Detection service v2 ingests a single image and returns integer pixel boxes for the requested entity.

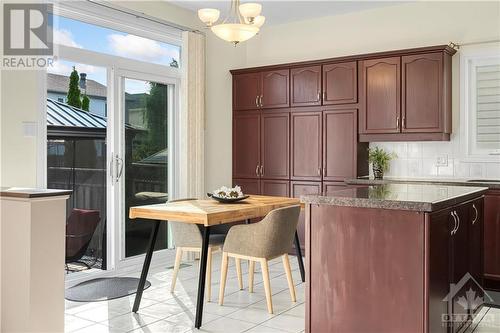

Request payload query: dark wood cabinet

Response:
[261,70,289,109]
[484,190,500,284]
[233,73,261,110]
[291,181,321,254]
[291,112,322,181]
[468,198,484,315]
[233,112,260,178]
[261,180,290,196]
[402,53,444,133]
[291,66,322,107]
[261,112,289,179]
[322,61,357,105]
[359,56,401,134]
[323,109,367,181]
[233,178,261,195]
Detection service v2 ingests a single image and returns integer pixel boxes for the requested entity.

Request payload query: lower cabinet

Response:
[291,181,321,254]
[484,190,500,288]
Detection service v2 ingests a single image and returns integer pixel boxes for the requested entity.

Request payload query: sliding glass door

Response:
[113,71,178,264]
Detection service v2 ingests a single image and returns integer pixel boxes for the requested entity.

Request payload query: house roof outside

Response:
[47,73,107,99]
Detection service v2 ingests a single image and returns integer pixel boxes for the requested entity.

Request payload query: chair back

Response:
[169,198,203,248]
[65,209,101,262]
[258,205,301,258]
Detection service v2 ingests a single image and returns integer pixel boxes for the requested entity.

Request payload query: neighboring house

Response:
[125,93,148,129]
[47,73,108,117]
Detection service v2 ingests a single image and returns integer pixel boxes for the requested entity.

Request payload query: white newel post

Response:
[1,189,71,333]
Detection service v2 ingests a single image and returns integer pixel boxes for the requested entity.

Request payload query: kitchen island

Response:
[301,184,488,333]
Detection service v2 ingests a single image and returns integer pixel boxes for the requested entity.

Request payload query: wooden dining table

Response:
[129,195,304,329]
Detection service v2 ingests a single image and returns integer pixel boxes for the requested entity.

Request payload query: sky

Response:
[48,15,180,94]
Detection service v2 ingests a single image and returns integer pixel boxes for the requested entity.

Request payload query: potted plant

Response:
[368,147,397,180]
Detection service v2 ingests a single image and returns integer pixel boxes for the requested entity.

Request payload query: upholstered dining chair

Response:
[169,198,241,302]
[218,205,301,314]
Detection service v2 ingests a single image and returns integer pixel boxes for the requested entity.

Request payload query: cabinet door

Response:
[323,109,358,181]
[291,112,322,181]
[402,53,443,132]
[261,180,290,197]
[323,181,348,194]
[290,66,322,107]
[468,198,484,316]
[451,204,469,332]
[484,191,500,280]
[233,112,260,178]
[233,178,261,195]
[322,61,357,105]
[261,69,289,109]
[233,72,261,110]
[261,112,289,179]
[291,181,321,254]
[428,208,453,333]
[360,57,401,134]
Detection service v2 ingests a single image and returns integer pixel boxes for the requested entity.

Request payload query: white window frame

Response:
[460,43,500,163]
[40,1,185,286]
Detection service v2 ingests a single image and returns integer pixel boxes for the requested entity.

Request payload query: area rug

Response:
[65,277,151,302]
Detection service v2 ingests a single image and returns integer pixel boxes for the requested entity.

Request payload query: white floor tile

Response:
[194,317,256,333]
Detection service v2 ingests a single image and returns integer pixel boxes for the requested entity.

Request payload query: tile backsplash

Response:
[369,142,500,179]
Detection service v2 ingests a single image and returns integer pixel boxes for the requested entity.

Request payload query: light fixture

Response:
[198,0,264,45]
[197,8,220,27]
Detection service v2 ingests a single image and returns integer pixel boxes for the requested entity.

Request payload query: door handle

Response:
[260,165,264,176]
[450,211,457,235]
[256,165,259,176]
[259,95,263,107]
[116,155,124,182]
[472,204,478,225]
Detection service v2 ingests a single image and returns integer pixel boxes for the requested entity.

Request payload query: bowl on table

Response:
[208,186,249,203]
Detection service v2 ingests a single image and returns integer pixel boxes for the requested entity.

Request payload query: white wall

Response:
[242,1,500,180]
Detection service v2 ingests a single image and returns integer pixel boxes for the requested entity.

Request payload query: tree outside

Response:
[67,67,82,109]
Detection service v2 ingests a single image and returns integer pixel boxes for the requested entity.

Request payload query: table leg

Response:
[245,219,250,224]
[294,231,305,283]
[132,220,160,313]
[195,225,211,329]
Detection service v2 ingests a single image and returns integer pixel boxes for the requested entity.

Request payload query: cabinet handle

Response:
[317,92,321,101]
[260,165,264,176]
[322,91,326,101]
[396,116,400,129]
[402,116,406,129]
[317,168,321,176]
[259,95,263,107]
[255,96,259,107]
[455,211,460,232]
[450,211,457,235]
[256,165,259,176]
[323,167,326,177]
[472,204,478,225]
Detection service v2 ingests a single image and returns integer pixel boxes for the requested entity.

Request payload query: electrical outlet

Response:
[436,155,448,167]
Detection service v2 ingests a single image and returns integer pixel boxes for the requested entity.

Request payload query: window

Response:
[460,43,500,161]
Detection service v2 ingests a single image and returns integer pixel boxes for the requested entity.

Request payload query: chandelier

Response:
[198,0,265,45]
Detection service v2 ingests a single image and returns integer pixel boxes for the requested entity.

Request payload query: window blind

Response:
[476,63,500,149]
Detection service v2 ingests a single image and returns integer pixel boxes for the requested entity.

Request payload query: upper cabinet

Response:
[359,48,454,141]
[233,73,261,110]
[402,53,444,133]
[359,57,401,134]
[291,66,322,107]
[322,61,357,105]
[233,70,289,110]
[261,70,290,109]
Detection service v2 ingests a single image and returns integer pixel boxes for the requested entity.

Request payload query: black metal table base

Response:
[294,231,305,282]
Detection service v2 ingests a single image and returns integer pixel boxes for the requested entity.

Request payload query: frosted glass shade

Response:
[211,23,259,44]
[239,3,262,19]
[198,8,220,26]
[253,15,265,28]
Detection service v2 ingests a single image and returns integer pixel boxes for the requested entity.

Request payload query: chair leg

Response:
[218,252,229,305]
[171,247,183,293]
[206,247,212,302]
[235,258,243,290]
[248,260,255,293]
[260,258,273,314]
[282,253,296,302]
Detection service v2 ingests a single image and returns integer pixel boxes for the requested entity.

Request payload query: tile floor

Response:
[65,251,305,333]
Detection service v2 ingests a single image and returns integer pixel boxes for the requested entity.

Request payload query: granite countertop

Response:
[301,184,488,212]
[346,177,500,189]
[0,187,72,199]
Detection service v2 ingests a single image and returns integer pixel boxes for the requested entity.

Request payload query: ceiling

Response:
[169,1,406,25]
